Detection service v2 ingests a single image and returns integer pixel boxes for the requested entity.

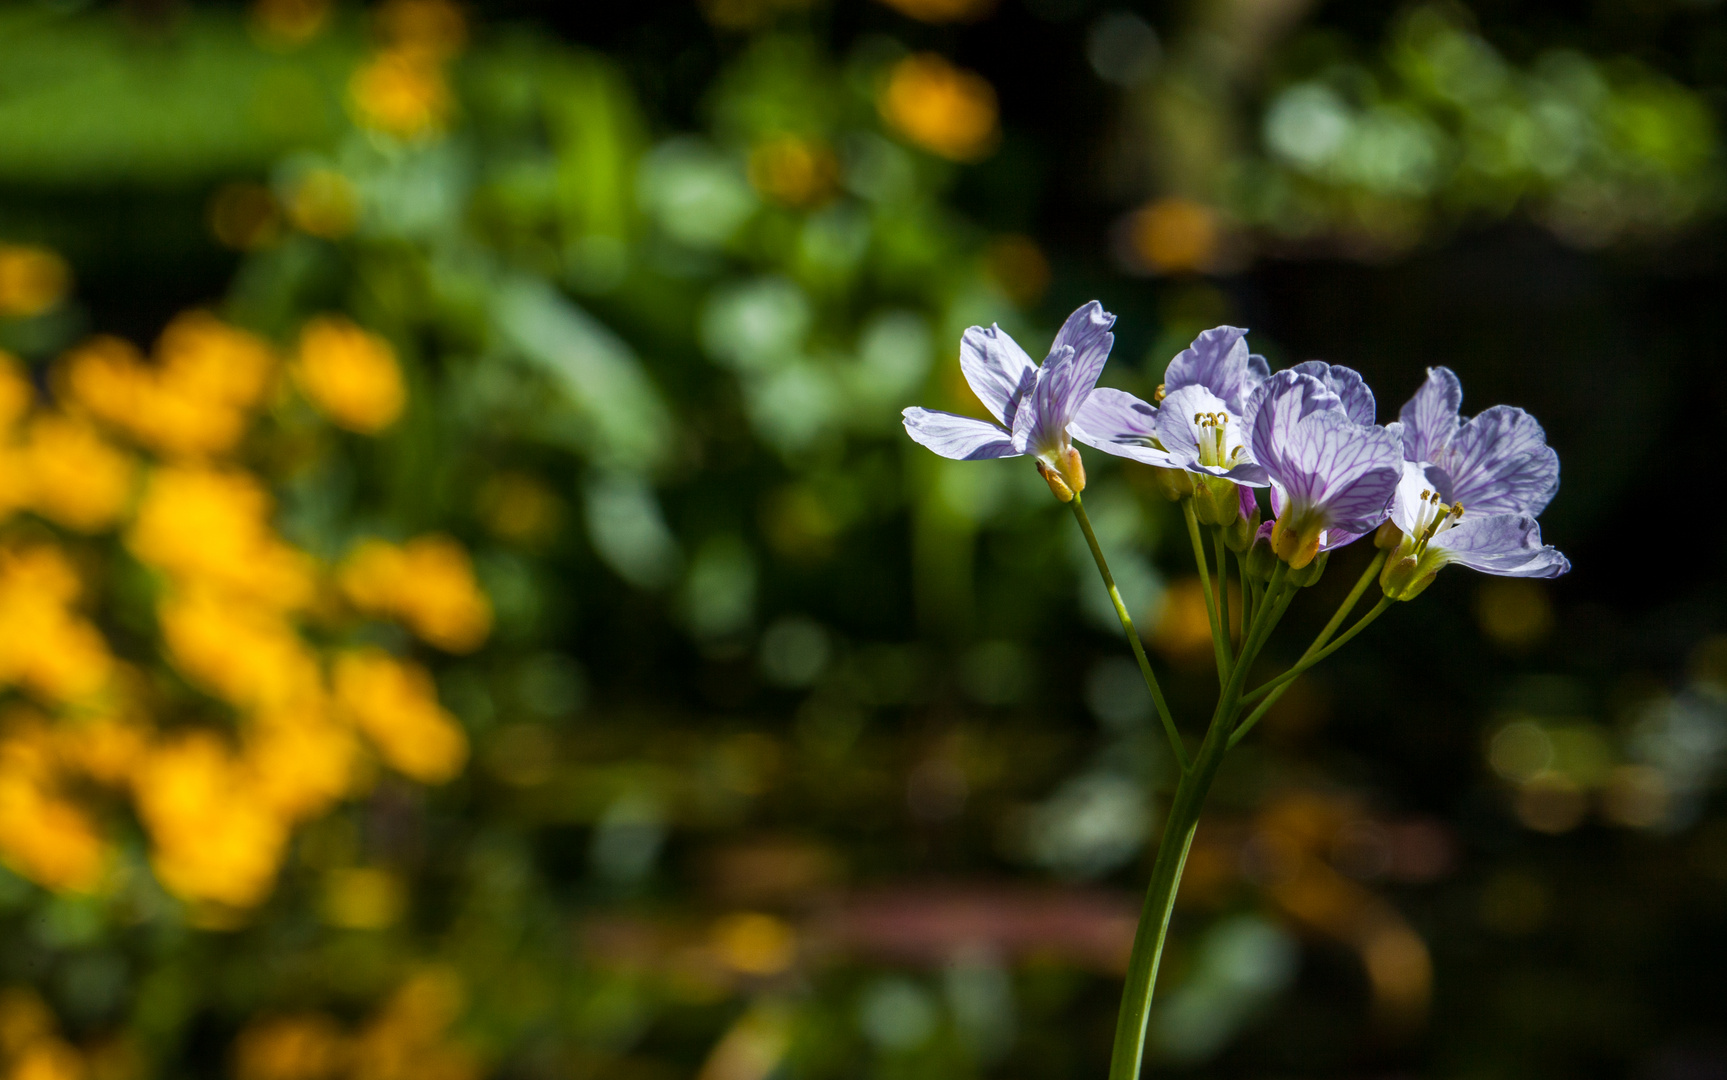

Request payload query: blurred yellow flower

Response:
[349,50,452,139]
[60,313,277,459]
[19,415,135,532]
[0,544,113,703]
[349,968,475,1080]
[54,712,150,790]
[8,1036,85,1080]
[247,709,360,822]
[232,1014,347,1080]
[322,867,404,930]
[374,0,466,62]
[878,54,999,162]
[333,650,468,784]
[129,466,317,611]
[0,351,33,430]
[0,245,71,319]
[1128,197,1220,275]
[250,0,332,48]
[294,317,406,434]
[158,589,321,711]
[338,536,491,653]
[285,169,360,240]
[133,732,289,909]
[0,723,109,893]
[747,136,840,208]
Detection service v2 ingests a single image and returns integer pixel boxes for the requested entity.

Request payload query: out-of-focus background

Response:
[0,0,1722,1076]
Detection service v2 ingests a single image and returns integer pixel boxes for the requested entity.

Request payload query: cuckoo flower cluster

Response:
[905,302,1568,1080]
[904,302,1568,595]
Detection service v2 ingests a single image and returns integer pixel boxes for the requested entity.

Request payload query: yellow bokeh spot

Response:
[711,912,797,976]
[60,312,277,460]
[19,415,135,532]
[232,1014,347,1080]
[0,245,71,319]
[158,588,321,711]
[747,136,840,208]
[338,536,491,653]
[477,472,561,543]
[250,0,332,48]
[294,316,406,434]
[0,720,110,893]
[0,351,35,429]
[375,0,467,63]
[322,867,405,930]
[983,234,1051,307]
[9,1037,85,1080]
[349,49,452,140]
[1129,198,1219,275]
[285,170,360,240]
[128,465,316,611]
[878,54,999,163]
[0,544,114,704]
[133,732,290,909]
[1475,578,1554,650]
[333,649,468,784]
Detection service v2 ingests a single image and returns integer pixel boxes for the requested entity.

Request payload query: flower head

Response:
[1243,369,1402,569]
[1378,369,1568,598]
[903,301,1115,500]
[1068,327,1272,498]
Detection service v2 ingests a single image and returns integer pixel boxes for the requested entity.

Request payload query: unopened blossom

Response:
[1243,370,1402,569]
[1378,368,1567,598]
[902,301,1115,500]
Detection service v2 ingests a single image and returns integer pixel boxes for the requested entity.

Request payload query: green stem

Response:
[1181,500,1230,684]
[1105,560,1290,1080]
[1229,597,1393,750]
[1237,553,1255,645]
[1071,494,1189,772]
[1213,529,1234,657]
[1239,552,1386,709]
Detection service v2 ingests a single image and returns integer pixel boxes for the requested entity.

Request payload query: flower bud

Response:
[1374,519,1402,550]
[1191,475,1239,527]
[1289,549,1328,587]
[1245,530,1276,583]
[1379,543,1438,601]
[1223,500,1261,553]
[1147,466,1191,502]
[1269,513,1323,570]
[1037,446,1086,502]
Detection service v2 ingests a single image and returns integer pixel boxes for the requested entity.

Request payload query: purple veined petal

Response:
[1319,527,1367,551]
[1242,370,1344,485]
[959,324,1038,428]
[1238,483,1261,520]
[1397,366,1462,465]
[902,407,1021,460]
[1011,345,1077,457]
[1255,518,1275,543]
[1163,326,1269,414]
[1441,404,1560,517]
[1069,387,1177,466]
[1291,360,1376,426]
[1271,407,1401,535]
[1432,513,1570,578]
[1049,301,1116,406]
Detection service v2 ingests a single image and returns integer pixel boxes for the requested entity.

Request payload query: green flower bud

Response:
[1289,549,1329,587]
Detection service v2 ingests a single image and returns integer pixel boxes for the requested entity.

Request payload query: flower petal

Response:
[1068,387,1175,465]
[1274,408,1402,535]
[1433,513,1570,578]
[902,408,1020,460]
[1242,370,1343,485]
[1049,301,1116,403]
[1396,366,1462,464]
[959,324,1038,427]
[1163,326,1270,414]
[1291,360,1376,426]
[1442,405,1560,516]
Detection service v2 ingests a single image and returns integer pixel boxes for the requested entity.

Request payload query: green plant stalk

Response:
[1070,493,1188,772]
[1105,562,1290,1080]
[1213,529,1233,652]
[1182,500,1231,681]
[1230,597,1392,748]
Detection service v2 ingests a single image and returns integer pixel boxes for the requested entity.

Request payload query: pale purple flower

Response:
[1242,370,1403,568]
[1387,366,1559,515]
[1070,327,1271,485]
[902,302,1115,497]
[1378,369,1568,598]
